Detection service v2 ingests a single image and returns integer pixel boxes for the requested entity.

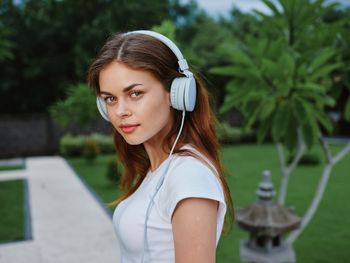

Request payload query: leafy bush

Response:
[217,123,256,144]
[106,157,121,184]
[60,133,114,157]
[50,83,98,127]
[83,139,99,163]
[60,134,87,156]
[90,133,115,154]
[288,152,321,166]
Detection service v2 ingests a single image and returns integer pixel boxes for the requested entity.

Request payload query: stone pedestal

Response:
[240,240,296,263]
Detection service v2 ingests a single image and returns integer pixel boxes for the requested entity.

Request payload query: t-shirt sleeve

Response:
[157,156,227,231]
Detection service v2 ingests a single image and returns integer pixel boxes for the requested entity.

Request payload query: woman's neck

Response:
[143,116,175,172]
[144,145,169,172]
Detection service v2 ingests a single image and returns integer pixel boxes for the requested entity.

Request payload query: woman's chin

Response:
[123,137,144,145]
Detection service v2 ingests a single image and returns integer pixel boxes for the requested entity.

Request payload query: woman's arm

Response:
[172,198,218,263]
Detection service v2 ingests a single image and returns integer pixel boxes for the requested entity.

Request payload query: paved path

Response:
[0,156,120,263]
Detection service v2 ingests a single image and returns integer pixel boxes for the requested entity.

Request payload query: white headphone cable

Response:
[140,110,186,263]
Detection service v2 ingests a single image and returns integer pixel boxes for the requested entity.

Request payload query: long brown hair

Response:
[88,32,233,231]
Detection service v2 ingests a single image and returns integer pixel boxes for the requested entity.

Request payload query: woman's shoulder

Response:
[157,144,226,220]
[175,144,218,176]
[165,145,222,190]
[172,154,212,175]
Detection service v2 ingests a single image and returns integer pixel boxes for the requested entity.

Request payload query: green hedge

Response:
[60,134,87,156]
[60,124,256,157]
[90,133,115,153]
[217,123,256,144]
[60,133,114,157]
[106,157,122,183]
[288,152,322,166]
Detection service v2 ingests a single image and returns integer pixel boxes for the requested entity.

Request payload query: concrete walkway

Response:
[0,156,120,263]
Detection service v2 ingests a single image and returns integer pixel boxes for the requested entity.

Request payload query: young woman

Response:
[88,30,233,263]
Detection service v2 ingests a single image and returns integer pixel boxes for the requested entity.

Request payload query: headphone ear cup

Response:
[176,77,187,111]
[184,77,196,112]
[96,97,110,122]
[170,78,181,110]
[170,76,196,111]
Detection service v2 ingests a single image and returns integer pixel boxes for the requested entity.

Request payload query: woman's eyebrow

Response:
[122,83,143,93]
[100,83,143,96]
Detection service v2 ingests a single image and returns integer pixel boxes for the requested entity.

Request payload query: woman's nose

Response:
[113,100,131,118]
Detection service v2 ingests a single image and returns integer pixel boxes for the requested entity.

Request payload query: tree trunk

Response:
[287,140,350,244]
[278,127,305,205]
[287,163,332,243]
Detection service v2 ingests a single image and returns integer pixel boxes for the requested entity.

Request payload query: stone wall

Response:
[0,113,112,158]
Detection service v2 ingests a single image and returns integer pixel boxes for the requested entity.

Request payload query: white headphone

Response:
[96,30,197,121]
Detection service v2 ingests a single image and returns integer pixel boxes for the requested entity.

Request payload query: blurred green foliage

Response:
[210,0,350,152]
[106,157,121,184]
[50,83,97,127]
[0,22,14,62]
[216,123,256,144]
[83,138,100,163]
[152,20,176,40]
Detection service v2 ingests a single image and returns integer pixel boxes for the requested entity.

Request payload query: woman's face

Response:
[99,61,173,146]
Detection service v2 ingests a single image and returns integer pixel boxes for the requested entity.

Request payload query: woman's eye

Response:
[131,91,143,98]
[104,96,116,104]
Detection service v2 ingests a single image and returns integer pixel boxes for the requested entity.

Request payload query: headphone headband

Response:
[96,29,197,120]
[125,30,190,74]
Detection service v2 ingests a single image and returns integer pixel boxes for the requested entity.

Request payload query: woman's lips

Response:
[120,124,140,134]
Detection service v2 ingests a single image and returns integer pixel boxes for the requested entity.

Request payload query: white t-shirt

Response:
[112,147,227,263]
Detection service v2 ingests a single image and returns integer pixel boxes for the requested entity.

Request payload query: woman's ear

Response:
[167,92,172,107]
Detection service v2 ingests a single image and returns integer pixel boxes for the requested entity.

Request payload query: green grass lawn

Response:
[67,143,350,263]
[0,179,25,243]
[0,164,24,172]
